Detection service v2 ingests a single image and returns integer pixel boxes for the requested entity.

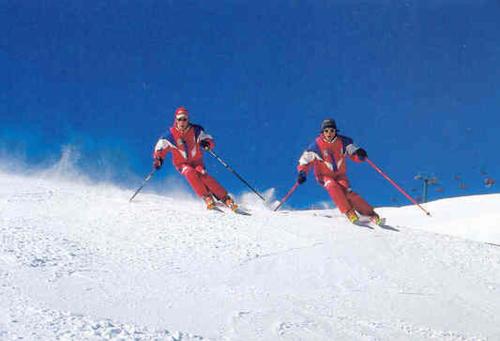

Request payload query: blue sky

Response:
[1,1,499,208]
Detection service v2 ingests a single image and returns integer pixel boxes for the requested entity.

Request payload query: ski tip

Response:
[351,220,374,229]
[234,208,251,216]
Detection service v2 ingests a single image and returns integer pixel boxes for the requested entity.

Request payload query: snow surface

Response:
[1,170,499,340]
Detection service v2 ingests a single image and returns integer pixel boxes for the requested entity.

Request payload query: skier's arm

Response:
[197,129,215,151]
[152,137,174,168]
[347,146,368,163]
[297,140,322,174]
[342,136,367,162]
[296,157,313,185]
[297,161,312,175]
[296,145,319,184]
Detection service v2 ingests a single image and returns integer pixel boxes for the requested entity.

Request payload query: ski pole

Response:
[207,149,266,201]
[129,169,156,202]
[274,182,299,212]
[366,158,431,216]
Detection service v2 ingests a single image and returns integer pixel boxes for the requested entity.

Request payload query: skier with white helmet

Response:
[153,106,239,211]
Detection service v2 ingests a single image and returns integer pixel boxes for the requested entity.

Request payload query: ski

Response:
[351,220,375,230]
[352,218,399,232]
[210,203,251,216]
[233,208,251,216]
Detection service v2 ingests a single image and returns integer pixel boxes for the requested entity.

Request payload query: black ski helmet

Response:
[321,118,337,132]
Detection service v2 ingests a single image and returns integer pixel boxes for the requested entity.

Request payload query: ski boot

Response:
[345,209,359,224]
[203,195,216,210]
[223,195,239,212]
[370,213,385,226]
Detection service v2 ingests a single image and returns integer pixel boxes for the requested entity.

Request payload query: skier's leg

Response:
[322,177,352,214]
[195,166,238,210]
[179,165,210,198]
[191,164,227,200]
[200,173,228,200]
[347,191,383,224]
[201,173,240,210]
[346,191,376,216]
[336,175,378,217]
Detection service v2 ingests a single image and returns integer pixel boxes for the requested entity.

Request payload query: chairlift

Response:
[484,177,495,188]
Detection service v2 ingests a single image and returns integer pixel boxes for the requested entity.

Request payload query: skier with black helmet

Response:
[296,118,382,225]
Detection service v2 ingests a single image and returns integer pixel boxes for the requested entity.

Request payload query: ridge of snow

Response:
[1,171,499,340]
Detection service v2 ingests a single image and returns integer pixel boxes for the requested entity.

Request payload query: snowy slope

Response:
[1,171,500,340]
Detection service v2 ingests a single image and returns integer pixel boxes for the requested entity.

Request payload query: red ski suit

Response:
[153,121,228,200]
[297,134,376,216]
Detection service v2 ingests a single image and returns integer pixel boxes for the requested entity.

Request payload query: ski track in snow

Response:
[1,171,500,340]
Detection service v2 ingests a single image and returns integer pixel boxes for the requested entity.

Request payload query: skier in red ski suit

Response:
[297,118,382,225]
[152,106,238,211]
